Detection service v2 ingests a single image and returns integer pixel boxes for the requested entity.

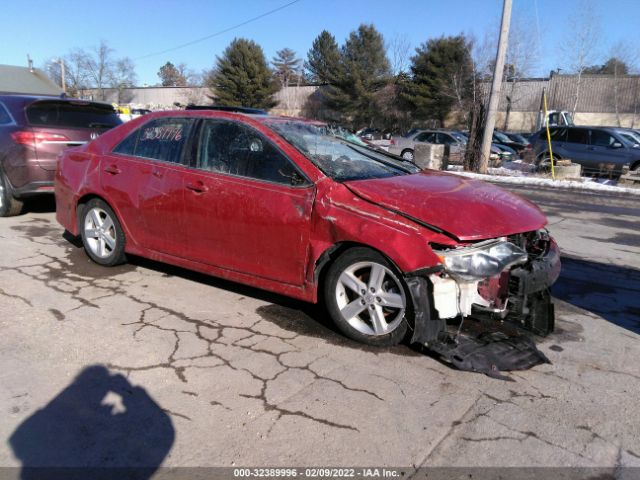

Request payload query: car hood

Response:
[345,171,547,241]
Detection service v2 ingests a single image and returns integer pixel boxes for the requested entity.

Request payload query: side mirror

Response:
[278,169,307,186]
[290,171,306,186]
[611,142,623,149]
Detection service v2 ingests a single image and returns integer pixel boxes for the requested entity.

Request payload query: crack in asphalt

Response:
[4,214,639,463]
[3,218,383,435]
[0,286,33,307]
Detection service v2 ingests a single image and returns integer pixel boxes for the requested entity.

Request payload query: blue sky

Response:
[2,0,639,85]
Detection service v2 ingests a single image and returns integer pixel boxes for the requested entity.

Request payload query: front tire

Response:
[401,149,414,161]
[536,153,558,173]
[0,171,24,217]
[324,247,410,346]
[80,199,126,266]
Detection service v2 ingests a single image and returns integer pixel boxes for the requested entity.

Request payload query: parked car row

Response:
[388,129,516,165]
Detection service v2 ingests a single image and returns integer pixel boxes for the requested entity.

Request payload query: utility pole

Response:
[479,0,512,174]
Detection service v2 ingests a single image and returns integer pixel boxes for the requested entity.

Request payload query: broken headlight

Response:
[435,239,528,281]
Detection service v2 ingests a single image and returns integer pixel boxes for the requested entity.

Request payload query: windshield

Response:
[508,133,529,143]
[619,131,640,146]
[451,132,468,144]
[26,100,121,129]
[266,120,419,182]
[493,131,512,142]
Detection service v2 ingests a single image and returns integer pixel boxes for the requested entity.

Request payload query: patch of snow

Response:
[450,170,640,195]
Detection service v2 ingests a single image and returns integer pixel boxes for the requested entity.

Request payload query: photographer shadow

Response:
[9,365,174,480]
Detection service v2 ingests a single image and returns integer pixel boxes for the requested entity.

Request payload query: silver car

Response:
[389,130,510,165]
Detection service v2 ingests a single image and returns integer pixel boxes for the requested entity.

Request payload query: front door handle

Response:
[186,181,208,194]
[104,165,121,175]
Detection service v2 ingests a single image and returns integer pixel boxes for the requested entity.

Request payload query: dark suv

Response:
[0,95,121,216]
[532,126,640,175]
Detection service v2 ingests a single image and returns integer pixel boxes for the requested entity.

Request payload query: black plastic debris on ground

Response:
[427,320,551,381]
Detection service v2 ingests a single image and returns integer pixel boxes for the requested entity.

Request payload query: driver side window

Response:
[197,120,302,185]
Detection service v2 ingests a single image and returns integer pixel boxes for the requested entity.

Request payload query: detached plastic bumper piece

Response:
[429,324,551,381]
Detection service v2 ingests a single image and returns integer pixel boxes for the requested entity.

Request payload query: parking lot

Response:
[0,185,639,473]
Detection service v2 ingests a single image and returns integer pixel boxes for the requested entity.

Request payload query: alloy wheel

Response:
[84,207,117,259]
[334,261,406,336]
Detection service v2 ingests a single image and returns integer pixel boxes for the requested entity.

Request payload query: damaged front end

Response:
[407,230,561,378]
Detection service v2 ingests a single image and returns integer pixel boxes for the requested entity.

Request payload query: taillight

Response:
[10,131,69,145]
[390,139,396,145]
[526,144,532,150]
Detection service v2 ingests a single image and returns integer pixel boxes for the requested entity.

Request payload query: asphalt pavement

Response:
[0,186,638,477]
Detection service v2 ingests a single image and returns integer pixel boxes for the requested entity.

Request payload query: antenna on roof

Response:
[27,54,34,72]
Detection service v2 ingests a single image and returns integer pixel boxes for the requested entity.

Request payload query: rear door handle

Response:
[186,181,208,193]
[152,169,163,178]
[104,165,121,175]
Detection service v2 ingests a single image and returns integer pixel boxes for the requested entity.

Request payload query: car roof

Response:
[135,109,323,127]
[0,94,115,109]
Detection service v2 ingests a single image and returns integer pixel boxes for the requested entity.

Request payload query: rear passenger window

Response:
[113,118,194,164]
[197,120,301,185]
[0,103,12,125]
[567,129,589,144]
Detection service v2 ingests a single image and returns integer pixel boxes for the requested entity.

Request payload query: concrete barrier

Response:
[414,144,446,170]
[553,162,582,180]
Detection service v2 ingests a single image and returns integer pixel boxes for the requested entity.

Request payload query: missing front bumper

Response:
[406,240,560,378]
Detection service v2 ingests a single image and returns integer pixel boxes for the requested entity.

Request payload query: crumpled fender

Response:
[306,179,455,295]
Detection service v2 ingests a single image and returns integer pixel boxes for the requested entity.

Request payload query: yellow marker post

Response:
[543,91,555,180]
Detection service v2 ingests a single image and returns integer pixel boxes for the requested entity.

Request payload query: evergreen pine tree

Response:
[324,24,391,128]
[272,48,302,87]
[305,30,341,85]
[402,35,474,125]
[207,38,278,109]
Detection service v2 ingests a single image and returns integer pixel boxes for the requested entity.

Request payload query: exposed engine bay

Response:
[407,229,561,379]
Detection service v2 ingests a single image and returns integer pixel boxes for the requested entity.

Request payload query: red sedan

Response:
[55,108,560,370]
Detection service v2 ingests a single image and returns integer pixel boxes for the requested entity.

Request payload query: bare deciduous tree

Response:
[387,33,412,76]
[474,13,540,130]
[502,15,540,129]
[561,0,602,116]
[82,41,115,100]
[602,41,639,126]
[44,41,137,101]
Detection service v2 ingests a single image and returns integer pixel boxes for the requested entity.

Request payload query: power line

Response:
[135,0,303,61]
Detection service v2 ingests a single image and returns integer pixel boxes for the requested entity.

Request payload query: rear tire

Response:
[80,198,126,266]
[0,171,24,217]
[324,247,411,347]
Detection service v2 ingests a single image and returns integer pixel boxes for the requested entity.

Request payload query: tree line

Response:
[45,0,637,132]
[204,27,480,132]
